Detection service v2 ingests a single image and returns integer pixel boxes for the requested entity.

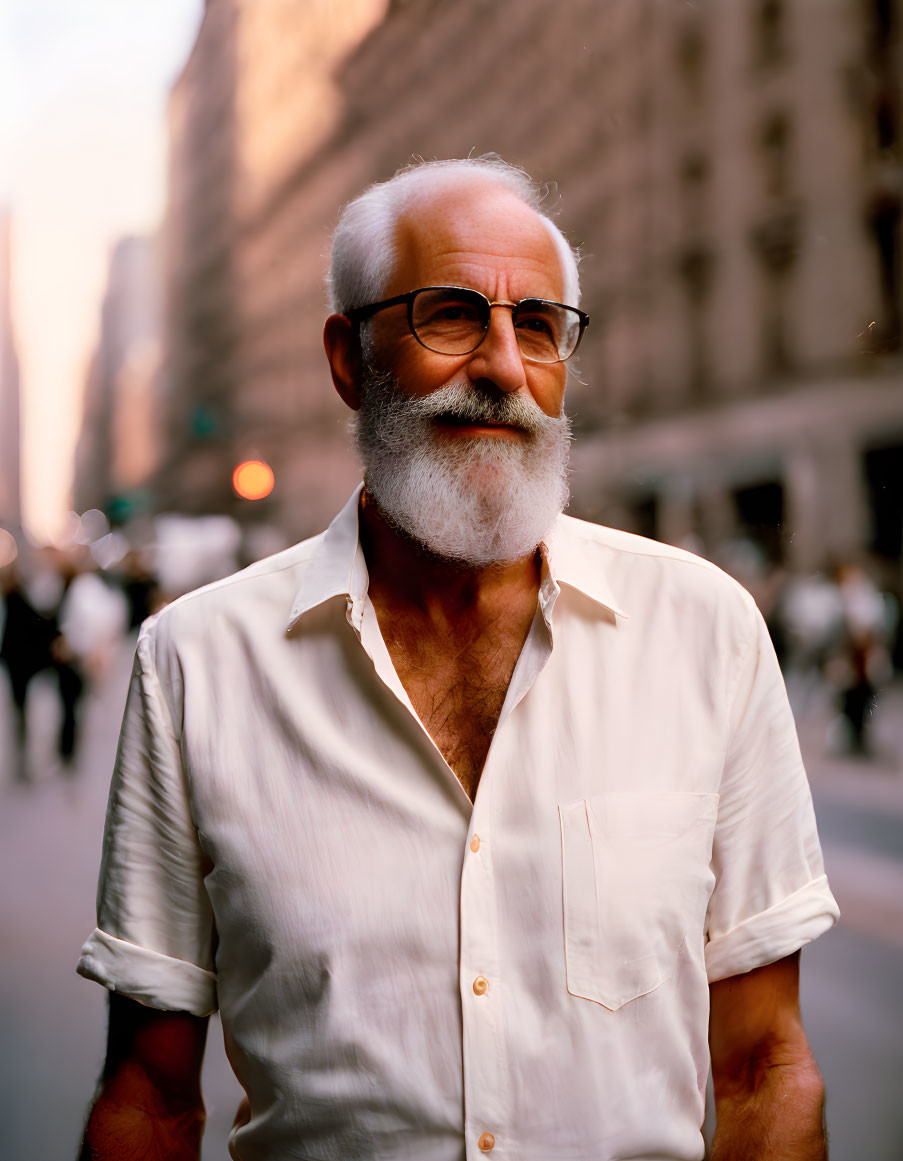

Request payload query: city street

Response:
[4,2,903,1159]
[1,637,902,1161]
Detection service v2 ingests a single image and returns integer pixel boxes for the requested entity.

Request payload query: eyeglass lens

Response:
[410,288,580,362]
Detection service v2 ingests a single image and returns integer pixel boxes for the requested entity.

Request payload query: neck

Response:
[358,490,541,624]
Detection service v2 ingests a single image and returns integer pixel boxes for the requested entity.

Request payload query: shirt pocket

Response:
[558,791,719,1010]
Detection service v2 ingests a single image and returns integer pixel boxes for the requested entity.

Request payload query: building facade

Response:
[150,0,902,587]
[0,212,22,536]
[73,236,161,522]
[154,0,387,524]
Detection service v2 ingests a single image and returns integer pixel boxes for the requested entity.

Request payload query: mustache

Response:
[398,380,558,435]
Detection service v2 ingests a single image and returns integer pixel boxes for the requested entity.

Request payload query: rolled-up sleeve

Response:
[705,600,839,981]
[77,621,218,1016]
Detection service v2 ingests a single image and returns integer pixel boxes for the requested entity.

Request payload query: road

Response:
[1,639,901,1160]
[794,678,903,1161]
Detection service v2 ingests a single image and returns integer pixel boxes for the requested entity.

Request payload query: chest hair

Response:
[381,617,527,801]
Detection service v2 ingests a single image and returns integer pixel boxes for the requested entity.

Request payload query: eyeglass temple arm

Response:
[344,292,415,323]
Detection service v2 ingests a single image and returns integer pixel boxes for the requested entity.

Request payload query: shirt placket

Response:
[354,587,509,1152]
[460,811,507,1158]
[459,599,556,1160]
[348,544,559,1158]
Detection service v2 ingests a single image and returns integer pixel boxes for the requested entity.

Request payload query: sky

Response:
[1,0,204,542]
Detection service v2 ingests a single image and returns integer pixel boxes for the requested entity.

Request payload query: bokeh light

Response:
[0,528,19,569]
[77,508,111,544]
[232,459,275,501]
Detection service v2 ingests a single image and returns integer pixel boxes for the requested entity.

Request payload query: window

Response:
[752,0,786,70]
[676,18,706,101]
[760,112,791,199]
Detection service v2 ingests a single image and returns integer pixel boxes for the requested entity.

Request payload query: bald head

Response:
[327,157,580,315]
[386,180,566,306]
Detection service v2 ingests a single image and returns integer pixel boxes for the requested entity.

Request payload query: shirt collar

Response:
[286,488,629,632]
[541,514,630,621]
[286,484,366,631]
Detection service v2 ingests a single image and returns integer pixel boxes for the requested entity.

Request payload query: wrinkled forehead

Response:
[388,179,566,301]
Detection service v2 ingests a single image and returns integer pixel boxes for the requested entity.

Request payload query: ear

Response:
[323,314,364,411]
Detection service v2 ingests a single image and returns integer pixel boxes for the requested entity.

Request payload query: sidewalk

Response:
[0,637,241,1161]
[793,677,903,951]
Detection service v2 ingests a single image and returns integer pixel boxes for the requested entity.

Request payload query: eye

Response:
[431,302,482,323]
[413,289,486,329]
[514,303,561,347]
[516,315,556,339]
[412,291,488,346]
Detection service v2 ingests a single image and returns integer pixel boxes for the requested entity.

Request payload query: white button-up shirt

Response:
[78,487,838,1161]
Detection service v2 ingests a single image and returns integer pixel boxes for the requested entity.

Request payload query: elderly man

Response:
[78,157,838,1161]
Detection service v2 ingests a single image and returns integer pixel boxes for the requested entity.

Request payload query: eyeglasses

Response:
[345,285,589,364]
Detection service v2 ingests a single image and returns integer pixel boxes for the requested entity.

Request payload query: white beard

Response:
[353,369,572,568]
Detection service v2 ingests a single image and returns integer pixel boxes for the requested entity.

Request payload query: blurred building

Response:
[73,236,161,523]
[152,0,902,587]
[0,211,22,535]
[154,0,388,525]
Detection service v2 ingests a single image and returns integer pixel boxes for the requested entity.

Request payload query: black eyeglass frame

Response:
[345,285,590,364]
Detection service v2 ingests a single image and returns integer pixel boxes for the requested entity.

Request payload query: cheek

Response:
[531,371,567,417]
[367,321,444,388]
[392,348,472,396]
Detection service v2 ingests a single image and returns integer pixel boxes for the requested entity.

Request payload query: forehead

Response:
[387,180,565,301]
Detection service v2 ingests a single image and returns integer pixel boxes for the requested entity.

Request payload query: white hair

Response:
[327,156,580,314]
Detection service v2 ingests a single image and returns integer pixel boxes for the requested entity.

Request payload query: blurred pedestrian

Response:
[0,547,125,777]
[0,559,59,780]
[35,549,88,769]
[115,549,160,630]
[777,569,845,722]
[831,561,894,756]
[57,555,129,682]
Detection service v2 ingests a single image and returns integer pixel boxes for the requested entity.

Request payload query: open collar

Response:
[540,515,630,621]
[286,489,629,632]
[286,484,366,631]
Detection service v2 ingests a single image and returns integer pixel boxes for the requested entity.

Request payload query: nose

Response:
[465,304,527,394]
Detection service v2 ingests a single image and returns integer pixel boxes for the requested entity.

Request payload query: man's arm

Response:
[79,992,209,1161]
[709,951,827,1161]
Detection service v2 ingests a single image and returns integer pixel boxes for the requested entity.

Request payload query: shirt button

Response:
[470,834,481,853]
[478,1132,495,1151]
[472,975,489,995]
